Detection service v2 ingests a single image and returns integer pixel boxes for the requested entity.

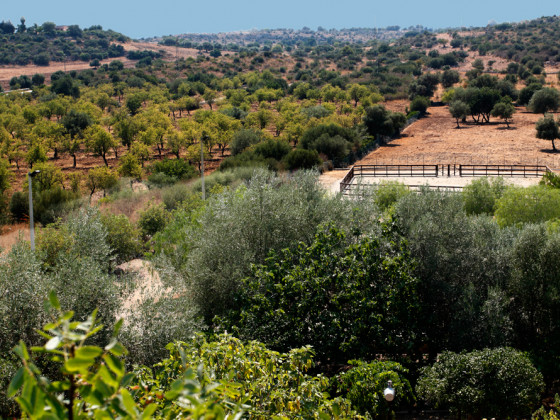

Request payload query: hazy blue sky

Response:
[2,1,559,38]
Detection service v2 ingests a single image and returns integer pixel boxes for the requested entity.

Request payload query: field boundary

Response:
[340,164,552,194]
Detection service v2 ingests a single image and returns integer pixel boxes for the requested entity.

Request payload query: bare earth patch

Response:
[359,106,560,169]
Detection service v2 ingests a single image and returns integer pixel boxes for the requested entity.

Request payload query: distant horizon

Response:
[1,0,558,39]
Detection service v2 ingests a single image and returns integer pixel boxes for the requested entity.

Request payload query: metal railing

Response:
[457,164,551,177]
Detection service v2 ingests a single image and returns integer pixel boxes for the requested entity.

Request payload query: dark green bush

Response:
[230,128,264,155]
[283,149,321,170]
[409,96,431,115]
[251,138,291,161]
[227,226,418,363]
[148,158,196,181]
[416,348,544,418]
[138,202,170,238]
[9,191,27,222]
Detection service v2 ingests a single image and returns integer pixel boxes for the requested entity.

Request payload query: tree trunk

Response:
[53,147,58,159]
[102,153,108,167]
[72,154,77,168]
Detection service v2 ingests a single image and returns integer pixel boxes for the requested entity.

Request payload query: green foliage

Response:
[363,105,406,139]
[118,153,143,179]
[394,190,514,351]
[100,212,143,263]
[495,185,560,227]
[158,170,380,322]
[251,138,291,161]
[332,360,414,417]
[409,96,430,115]
[462,177,507,215]
[138,202,170,238]
[416,348,544,417]
[148,158,196,183]
[8,296,228,419]
[449,100,470,127]
[161,183,203,211]
[230,128,263,155]
[283,148,321,170]
[529,87,560,114]
[227,225,418,363]
[508,225,560,376]
[372,181,411,212]
[299,123,358,162]
[139,333,356,418]
[540,171,560,188]
[533,394,560,420]
[536,114,560,151]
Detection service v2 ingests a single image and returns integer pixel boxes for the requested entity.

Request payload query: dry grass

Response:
[359,105,560,169]
[0,223,30,254]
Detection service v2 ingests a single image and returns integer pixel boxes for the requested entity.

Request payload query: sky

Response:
[2,0,559,39]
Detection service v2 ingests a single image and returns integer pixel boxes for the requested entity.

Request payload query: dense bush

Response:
[462,177,507,215]
[148,158,196,181]
[283,148,322,170]
[371,181,411,212]
[226,225,418,363]
[230,128,264,155]
[156,170,380,322]
[100,213,143,263]
[394,190,514,352]
[332,360,414,418]
[138,202,170,238]
[416,348,544,417]
[495,185,560,226]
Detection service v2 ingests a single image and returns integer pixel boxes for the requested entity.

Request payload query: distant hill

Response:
[149,25,427,48]
[0,20,129,66]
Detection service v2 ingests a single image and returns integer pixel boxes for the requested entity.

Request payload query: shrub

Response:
[138,202,170,238]
[34,187,81,226]
[462,177,507,215]
[372,181,411,212]
[9,191,27,221]
[148,158,196,180]
[251,138,291,161]
[230,128,263,155]
[332,360,414,418]
[146,171,178,187]
[416,348,545,418]
[161,183,202,211]
[159,170,380,322]
[283,149,321,170]
[218,150,268,171]
[100,213,143,263]
[227,225,418,363]
[118,153,143,179]
[409,96,430,115]
[147,334,356,418]
[495,185,560,227]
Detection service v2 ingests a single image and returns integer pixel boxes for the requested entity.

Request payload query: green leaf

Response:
[48,291,61,310]
[65,357,93,373]
[104,353,124,377]
[113,318,123,336]
[13,341,29,361]
[7,367,25,397]
[75,346,103,359]
[120,389,138,417]
[141,404,157,419]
